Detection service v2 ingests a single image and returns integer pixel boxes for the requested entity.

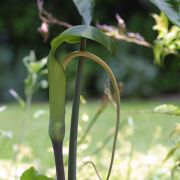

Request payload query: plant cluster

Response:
[0,0,179,180]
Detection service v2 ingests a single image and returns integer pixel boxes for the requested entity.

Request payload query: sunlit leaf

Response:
[0,106,7,112]
[33,109,46,119]
[151,0,180,26]
[20,167,53,180]
[163,143,180,162]
[9,89,25,108]
[23,51,47,73]
[153,104,180,116]
[73,0,95,25]
[0,129,13,139]
[152,13,168,38]
[152,13,180,65]
[170,124,180,137]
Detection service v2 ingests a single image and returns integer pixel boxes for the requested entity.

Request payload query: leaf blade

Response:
[73,0,95,25]
[51,25,117,56]
[163,143,180,162]
[153,104,180,116]
[20,167,53,180]
[151,0,180,26]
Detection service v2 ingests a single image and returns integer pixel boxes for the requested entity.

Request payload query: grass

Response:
[0,99,179,178]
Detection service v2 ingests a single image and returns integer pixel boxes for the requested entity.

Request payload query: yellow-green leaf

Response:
[151,0,180,26]
[20,167,53,180]
[153,104,180,116]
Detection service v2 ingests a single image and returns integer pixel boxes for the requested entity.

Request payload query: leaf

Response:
[152,13,169,38]
[153,104,180,116]
[20,167,53,180]
[0,106,7,112]
[152,13,180,65]
[51,25,117,56]
[163,143,180,162]
[151,0,180,26]
[0,129,13,139]
[73,0,95,25]
[170,124,180,137]
[9,89,25,108]
[23,51,47,73]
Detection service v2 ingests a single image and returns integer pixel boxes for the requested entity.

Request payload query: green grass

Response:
[0,99,179,172]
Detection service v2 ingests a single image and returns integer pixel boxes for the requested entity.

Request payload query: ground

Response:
[0,99,179,179]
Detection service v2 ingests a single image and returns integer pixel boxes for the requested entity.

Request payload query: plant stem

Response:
[68,40,86,180]
[126,144,134,180]
[52,141,65,180]
[63,51,120,180]
[13,94,32,180]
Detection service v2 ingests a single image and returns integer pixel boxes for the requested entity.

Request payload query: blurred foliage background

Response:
[0,0,179,102]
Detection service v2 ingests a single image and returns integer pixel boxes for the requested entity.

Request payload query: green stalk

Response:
[68,39,86,180]
[63,51,120,180]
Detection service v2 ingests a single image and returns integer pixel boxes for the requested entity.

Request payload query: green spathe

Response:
[48,51,66,142]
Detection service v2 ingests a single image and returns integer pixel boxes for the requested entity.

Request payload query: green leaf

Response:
[73,0,95,25]
[152,13,180,65]
[151,0,180,26]
[164,143,180,162]
[23,51,47,73]
[153,104,180,116]
[0,106,7,113]
[20,167,53,180]
[9,89,25,109]
[152,13,169,38]
[51,25,117,56]
[170,124,180,137]
[0,129,12,139]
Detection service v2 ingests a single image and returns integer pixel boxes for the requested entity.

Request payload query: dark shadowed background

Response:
[0,0,179,102]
